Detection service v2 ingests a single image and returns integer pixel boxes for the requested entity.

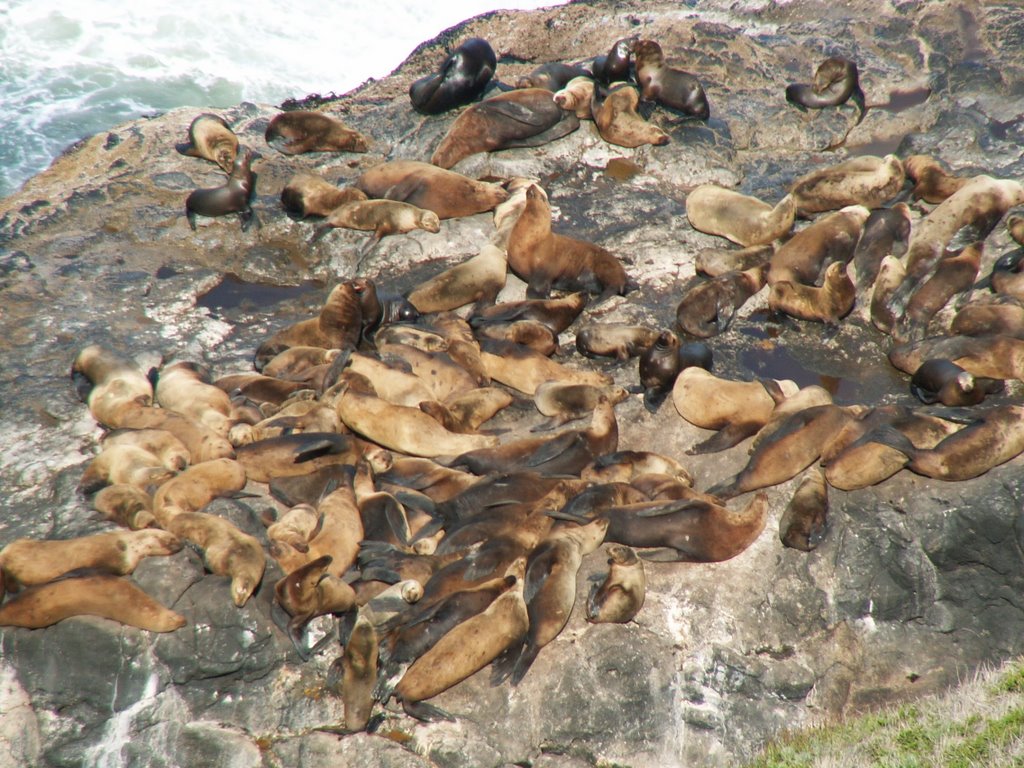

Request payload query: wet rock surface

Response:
[2,1,1024,766]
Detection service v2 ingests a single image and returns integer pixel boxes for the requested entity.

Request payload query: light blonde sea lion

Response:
[265,110,370,155]
[247,346,341,383]
[788,154,905,216]
[767,205,869,286]
[768,261,857,325]
[280,172,368,218]
[115,406,236,463]
[313,199,440,242]
[78,444,176,495]
[695,244,774,277]
[870,254,907,334]
[0,575,186,632]
[176,112,238,173]
[271,482,364,579]
[406,243,508,314]
[102,428,190,472]
[478,338,613,395]
[592,81,669,148]
[228,401,341,447]
[376,341,477,403]
[491,176,541,249]
[585,544,645,624]
[151,457,248,527]
[686,187,796,247]
[581,450,693,486]
[156,360,236,438]
[552,75,596,119]
[335,352,435,407]
[356,160,508,220]
[374,325,447,354]
[424,312,489,387]
[72,344,153,429]
[93,484,158,530]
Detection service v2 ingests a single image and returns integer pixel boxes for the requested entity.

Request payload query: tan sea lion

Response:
[93,484,158,530]
[156,360,236,437]
[686,187,796,247]
[264,502,321,553]
[375,342,477,403]
[768,205,869,286]
[552,76,596,119]
[102,428,190,472]
[280,173,368,219]
[151,457,247,526]
[676,264,767,337]
[479,338,612,395]
[355,160,508,220]
[870,254,907,334]
[950,296,1024,338]
[72,344,153,429]
[337,352,435,407]
[896,242,983,341]
[768,260,857,325]
[592,81,669,148]
[185,146,258,231]
[234,432,365,484]
[582,450,692,486]
[260,346,342,382]
[176,113,238,173]
[888,334,1024,381]
[274,554,357,652]
[406,243,507,313]
[585,544,645,624]
[903,155,971,203]
[271,482,364,579]
[374,325,447,354]
[419,388,513,434]
[78,444,176,495]
[430,87,580,169]
[789,154,904,216]
[115,407,236,463]
[265,110,370,155]
[779,468,828,552]
[339,610,379,732]
[532,381,629,430]
[0,575,186,632]
[575,323,659,360]
[695,244,774,277]
[632,39,710,119]
[851,203,913,296]
[313,199,440,242]
[474,320,559,356]
[469,291,588,335]
[423,312,489,387]
[254,281,363,369]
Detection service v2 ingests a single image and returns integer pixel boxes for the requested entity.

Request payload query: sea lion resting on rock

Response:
[265,110,370,155]
[280,173,368,219]
[575,323,659,360]
[176,113,238,173]
[312,199,440,242]
[592,82,669,148]
[676,264,768,337]
[406,244,508,314]
[552,76,596,119]
[632,39,710,119]
[185,147,258,231]
[785,56,865,123]
[768,205,869,286]
[909,358,1002,407]
[788,154,905,216]
[768,261,857,326]
[72,344,154,429]
[685,186,796,248]
[409,37,497,115]
[586,544,646,623]
[356,160,508,220]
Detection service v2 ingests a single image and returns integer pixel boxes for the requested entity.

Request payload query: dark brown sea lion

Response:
[409,37,497,115]
[591,37,635,84]
[785,56,865,123]
[516,62,591,91]
[586,544,645,624]
[592,82,669,148]
[903,155,972,203]
[851,203,912,296]
[788,154,904,216]
[575,323,659,360]
[768,205,869,286]
[176,113,238,172]
[910,358,1002,406]
[636,331,680,411]
[779,468,828,552]
[686,186,796,247]
[265,110,370,155]
[430,87,580,169]
[185,146,258,231]
[280,172,368,218]
[676,264,767,337]
[470,291,588,335]
[632,39,710,119]
[355,160,508,220]
[896,242,983,341]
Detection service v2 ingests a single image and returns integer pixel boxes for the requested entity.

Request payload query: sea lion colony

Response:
[3,31,1024,729]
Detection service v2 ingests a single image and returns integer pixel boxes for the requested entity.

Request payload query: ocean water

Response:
[0,0,567,199]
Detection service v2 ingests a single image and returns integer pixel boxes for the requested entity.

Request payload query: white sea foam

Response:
[0,0,567,198]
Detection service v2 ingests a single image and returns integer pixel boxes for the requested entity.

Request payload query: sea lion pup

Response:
[274,555,357,654]
[675,264,768,337]
[951,296,1024,338]
[639,334,713,412]
[870,254,907,334]
[0,575,186,632]
[475,320,560,356]
[492,516,610,686]
[280,173,368,219]
[264,110,370,155]
[779,468,828,552]
[470,291,588,335]
[165,511,265,607]
[706,404,865,499]
[115,406,236,463]
[590,37,635,84]
[478,338,612,395]
[788,154,905,217]
[430,87,580,169]
[185,146,258,231]
[264,502,321,553]
[903,154,972,203]
[550,492,768,563]
[632,39,710,119]
[405,243,507,314]
[229,401,341,446]
[506,184,629,301]
[272,481,364,579]
[419,388,513,434]
[151,457,247,526]
[234,432,366,484]
[77,444,176,494]
[176,112,238,173]
[155,360,236,438]
[896,242,983,341]
[582,451,693,486]
[409,36,496,114]
[768,260,857,326]
[333,371,498,458]
[785,56,865,123]
[102,428,190,472]
[517,62,591,92]
[768,205,870,287]
[695,244,774,277]
[851,203,912,296]
[72,344,153,429]
[867,404,1024,482]
[586,544,645,624]
[312,199,440,243]
[451,395,618,476]
[355,160,508,220]
[0,529,181,596]
[552,75,596,119]
[575,323,659,360]
[93,484,158,530]
[672,368,799,454]
[591,81,670,148]
[888,333,1024,381]
[532,381,629,431]
[910,358,1001,407]
[260,347,342,382]
[686,186,797,248]
[393,573,529,721]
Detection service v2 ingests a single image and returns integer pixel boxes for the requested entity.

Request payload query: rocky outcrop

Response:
[2,1,1024,766]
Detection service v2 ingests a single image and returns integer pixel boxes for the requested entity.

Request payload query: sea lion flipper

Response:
[381,497,413,547]
[175,141,200,158]
[474,98,553,128]
[524,431,584,469]
[687,421,762,455]
[292,437,342,464]
[633,499,701,518]
[401,698,456,723]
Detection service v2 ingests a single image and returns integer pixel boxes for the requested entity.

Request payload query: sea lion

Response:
[637,331,685,411]
[93,484,158,530]
[991,251,1024,299]
[235,432,365,484]
[260,347,342,382]
[430,87,580,169]
[374,325,447,355]
[695,244,774,278]
[271,482,364,579]
[575,323,659,360]
[0,529,181,596]
[586,544,646,623]
[951,296,1024,338]
[419,387,513,434]
[156,360,236,437]
[581,450,693,486]
[591,37,635,84]
[532,381,629,430]
[355,160,508,220]
[375,341,477,403]
[788,154,905,216]
[264,110,370,154]
[851,203,912,296]
[779,467,828,552]
[409,37,497,114]
[474,319,559,356]
[686,186,797,248]
[115,407,236,463]
[254,281,363,369]
[151,457,248,526]
[312,199,440,242]
[274,554,357,653]
[423,313,489,387]
[165,510,266,607]
[632,39,710,119]
[72,344,153,429]
[903,155,972,203]
[77,443,175,495]
[896,242,983,341]
[478,337,612,395]
[406,243,507,313]
[470,291,588,335]
[552,76,596,119]
[264,502,321,553]
[102,428,190,472]
[517,62,591,91]
[870,254,907,335]
[335,352,435,407]
[592,81,669,148]
[747,384,835,453]
[505,184,628,300]
[785,56,865,123]
[768,260,857,325]
[675,264,767,337]
[280,173,368,219]
[338,610,379,732]
[888,334,1024,381]
[767,205,869,286]
[176,113,238,173]
[910,358,1001,406]
[185,146,258,231]
[0,575,186,632]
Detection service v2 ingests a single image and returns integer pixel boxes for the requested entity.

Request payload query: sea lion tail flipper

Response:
[634,499,702,518]
[687,421,762,455]
[270,602,311,662]
[175,141,200,157]
[381,497,413,547]
[508,643,541,687]
[860,424,916,458]
[851,84,867,126]
[544,508,591,524]
[292,436,344,464]
[757,378,787,404]
[401,698,456,723]
[489,643,522,686]
[704,478,739,500]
